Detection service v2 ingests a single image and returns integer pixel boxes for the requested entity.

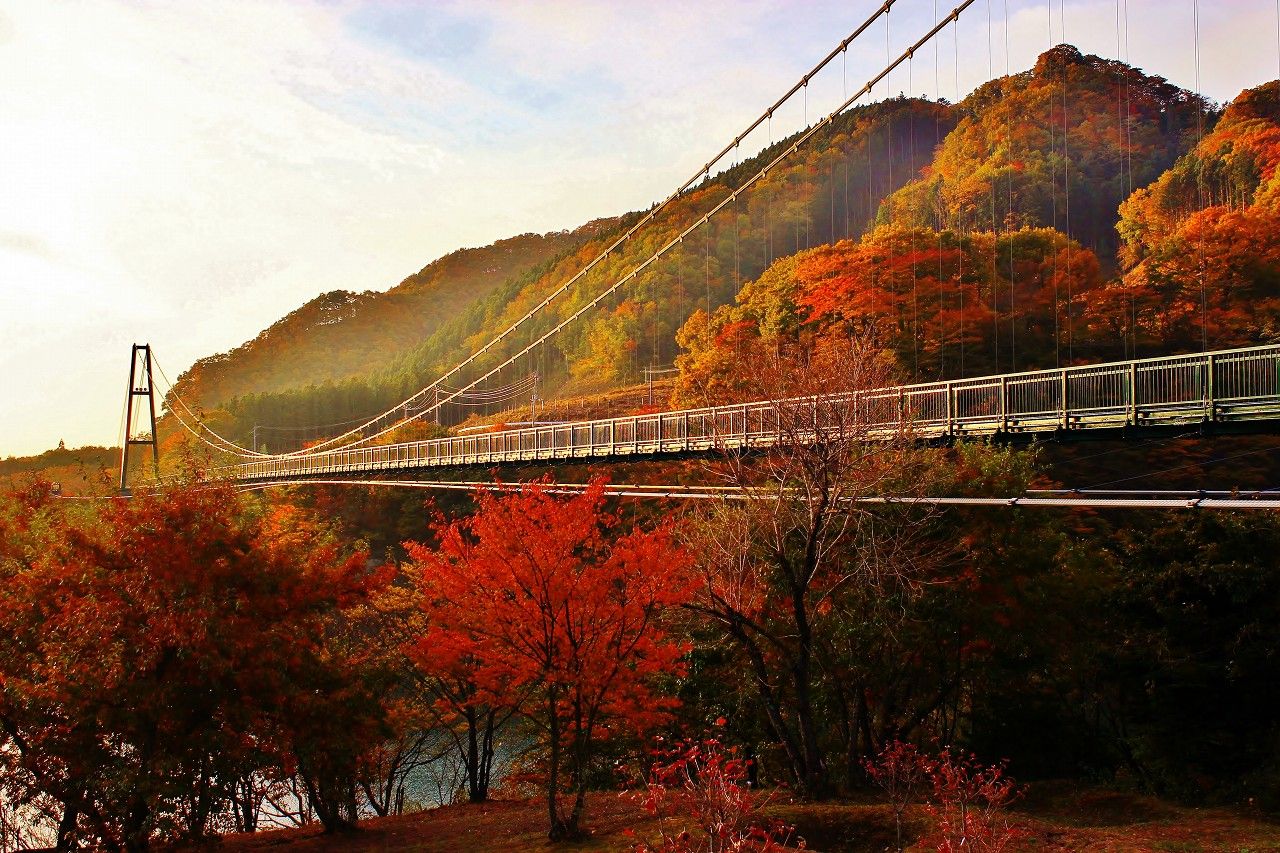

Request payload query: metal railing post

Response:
[1128,362,1139,425]
[999,376,1008,432]
[1206,353,1217,421]
[1060,369,1069,430]
[945,382,954,437]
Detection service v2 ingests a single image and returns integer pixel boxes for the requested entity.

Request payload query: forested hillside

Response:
[176,225,610,409]
[0,443,116,494]
[198,96,955,446]
[675,50,1280,404]
[881,45,1206,261]
[1106,79,1280,351]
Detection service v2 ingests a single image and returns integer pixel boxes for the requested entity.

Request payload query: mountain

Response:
[182,96,955,448]
[880,44,1210,263]
[1091,80,1280,351]
[176,225,611,410]
[165,47,1275,452]
[672,47,1231,403]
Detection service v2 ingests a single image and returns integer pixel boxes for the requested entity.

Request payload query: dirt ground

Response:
[200,784,1280,853]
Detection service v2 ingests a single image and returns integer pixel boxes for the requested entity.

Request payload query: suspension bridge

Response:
[114,0,1280,510]
[221,345,1280,482]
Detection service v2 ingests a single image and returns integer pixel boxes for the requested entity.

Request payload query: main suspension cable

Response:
[268,0,982,459]
[246,2,904,460]
[150,354,265,457]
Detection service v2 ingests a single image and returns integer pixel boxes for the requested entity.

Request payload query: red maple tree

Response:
[406,479,693,840]
[0,479,384,850]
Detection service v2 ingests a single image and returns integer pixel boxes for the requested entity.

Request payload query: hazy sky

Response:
[2,0,1277,457]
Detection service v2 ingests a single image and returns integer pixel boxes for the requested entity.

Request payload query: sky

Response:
[1,0,1277,457]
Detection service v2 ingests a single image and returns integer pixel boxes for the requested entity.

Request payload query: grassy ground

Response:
[772,783,1280,851]
[202,783,1280,853]
[452,378,677,434]
[209,796,648,853]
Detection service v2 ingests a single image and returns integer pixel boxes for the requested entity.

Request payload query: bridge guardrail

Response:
[224,345,1280,482]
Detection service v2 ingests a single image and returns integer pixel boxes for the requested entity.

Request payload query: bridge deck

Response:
[228,345,1280,482]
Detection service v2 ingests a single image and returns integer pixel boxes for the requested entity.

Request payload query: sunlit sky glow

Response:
[2,0,1277,456]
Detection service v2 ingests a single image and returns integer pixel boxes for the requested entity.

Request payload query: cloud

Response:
[0,0,468,454]
[0,231,54,260]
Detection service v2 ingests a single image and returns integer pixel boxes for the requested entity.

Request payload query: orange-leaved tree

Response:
[405,479,693,841]
[674,226,1105,409]
[1100,81,1280,353]
[0,478,385,850]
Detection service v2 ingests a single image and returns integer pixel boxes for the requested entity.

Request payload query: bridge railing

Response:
[225,345,1280,481]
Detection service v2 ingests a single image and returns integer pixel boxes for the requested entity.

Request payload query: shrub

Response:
[630,733,801,853]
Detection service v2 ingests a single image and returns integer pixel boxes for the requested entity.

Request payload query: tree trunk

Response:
[303,774,355,835]
[121,799,150,853]
[791,660,830,797]
[563,724,591,842]
[786,563,830,799]
[545,686,566,841]
[465,708,483,803]
[187,763,214,840]
[476,709,496,802]
[234,777,259,833]
[54,801,79,852]
[728,619,809,787]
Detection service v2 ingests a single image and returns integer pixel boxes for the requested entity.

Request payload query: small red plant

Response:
[864,741,930,852]
[630,734,801,853]
[866,742,1023,852]
[923,747,1023,852]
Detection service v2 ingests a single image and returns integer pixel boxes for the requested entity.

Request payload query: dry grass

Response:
[197,785,1280,853]
[207,795,652,853]
[452,378,677,435]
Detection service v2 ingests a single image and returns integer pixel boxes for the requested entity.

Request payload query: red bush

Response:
[629,734,801,853]
[866,742,1024,852]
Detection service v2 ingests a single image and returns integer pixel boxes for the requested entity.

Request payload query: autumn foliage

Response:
[630,734,800,853]
[674,57,1280,404]
[405,479,693,840]
[882,45,1206,258]
[1097,81,1280,352]
[675,224,1102,404]
[0,479,385,850]
[865,742,1023,852]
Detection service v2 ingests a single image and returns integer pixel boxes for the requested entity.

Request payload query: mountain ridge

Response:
[177,221,616,409]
